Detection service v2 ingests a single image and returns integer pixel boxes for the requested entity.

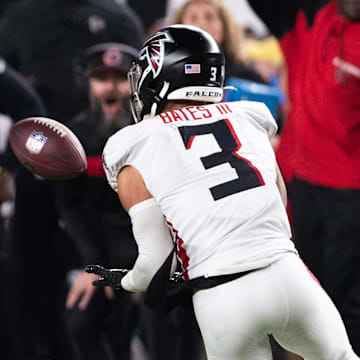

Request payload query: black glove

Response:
[85,264,185,290]
[169,271,185,288]
[85,264,128,289]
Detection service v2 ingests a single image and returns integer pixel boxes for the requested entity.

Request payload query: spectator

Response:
[243,36,286,103]
[0,58,50,360]
[0,58,46,134]
[0,1,144,359]
[248,0,360,355]
[55,43,139,360]
[242,36,288,146]
[0,57,46,261]
[0,0,144,124]
[171,0,265,83]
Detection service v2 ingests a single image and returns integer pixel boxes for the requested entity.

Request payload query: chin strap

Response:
[148,81,170,118]
[223,85,238,92]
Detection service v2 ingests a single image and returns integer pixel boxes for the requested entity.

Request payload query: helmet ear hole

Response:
[128,63,144,123]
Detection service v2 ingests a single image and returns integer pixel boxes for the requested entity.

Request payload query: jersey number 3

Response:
[179,119,264,201]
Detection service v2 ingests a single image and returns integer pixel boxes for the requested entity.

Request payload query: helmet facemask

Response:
[128,63,144,123]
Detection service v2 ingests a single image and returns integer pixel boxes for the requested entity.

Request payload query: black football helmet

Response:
[128,25,225,122]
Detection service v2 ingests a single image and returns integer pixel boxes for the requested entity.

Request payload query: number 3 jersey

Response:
[103,101,296,280]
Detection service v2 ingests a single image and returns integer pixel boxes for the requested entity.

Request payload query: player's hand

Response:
[66,269,115,310]
[0,167,13,203]
[85,265,185,291]
[85,264,128,290]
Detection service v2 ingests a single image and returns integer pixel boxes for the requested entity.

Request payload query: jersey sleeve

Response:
[102,128,130,193]
[234,101,278,138]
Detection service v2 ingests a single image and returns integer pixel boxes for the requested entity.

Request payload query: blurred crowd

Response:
[0,0,359,360]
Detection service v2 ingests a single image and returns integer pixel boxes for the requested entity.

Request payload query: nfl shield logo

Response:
[25,131,48,154]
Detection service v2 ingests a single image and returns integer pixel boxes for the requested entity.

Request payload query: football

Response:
[9,117,87,180]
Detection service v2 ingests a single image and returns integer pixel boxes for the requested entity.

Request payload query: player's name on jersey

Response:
[159,103,232,124]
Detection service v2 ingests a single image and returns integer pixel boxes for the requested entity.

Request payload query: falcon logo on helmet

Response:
[139,32,174,79]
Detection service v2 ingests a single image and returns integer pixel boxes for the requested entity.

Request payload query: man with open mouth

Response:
[80,42,139,140]
[54,42,139,360]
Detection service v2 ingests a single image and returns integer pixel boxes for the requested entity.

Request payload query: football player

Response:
[88,25,359,359]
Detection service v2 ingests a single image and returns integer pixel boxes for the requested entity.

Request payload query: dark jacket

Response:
[0,59,47,170]
[0,0,144,123]
[55,109,137,268]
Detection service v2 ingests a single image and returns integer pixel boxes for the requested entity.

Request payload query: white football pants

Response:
[193,252,358,360]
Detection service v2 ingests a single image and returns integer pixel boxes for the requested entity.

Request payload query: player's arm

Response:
[275,162,287,208]
[115,165,174,292]
[116,165,152,211]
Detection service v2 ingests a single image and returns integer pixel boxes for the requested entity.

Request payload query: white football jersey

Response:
[103,101,296,280]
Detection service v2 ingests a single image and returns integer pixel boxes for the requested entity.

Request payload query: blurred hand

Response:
[270,134,280,151]
[0,167,13,203]
[66,269,115,310]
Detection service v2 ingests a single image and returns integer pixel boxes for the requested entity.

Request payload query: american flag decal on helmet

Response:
[140,31,174,79]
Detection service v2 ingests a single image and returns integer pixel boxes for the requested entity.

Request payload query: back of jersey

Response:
[104,101,295,280]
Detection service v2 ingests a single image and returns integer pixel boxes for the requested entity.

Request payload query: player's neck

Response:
[162,100,208,113]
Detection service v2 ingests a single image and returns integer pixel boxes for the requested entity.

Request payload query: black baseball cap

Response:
[80,42,138,77]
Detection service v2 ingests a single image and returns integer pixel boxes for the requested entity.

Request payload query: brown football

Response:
[9,117,87,180]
